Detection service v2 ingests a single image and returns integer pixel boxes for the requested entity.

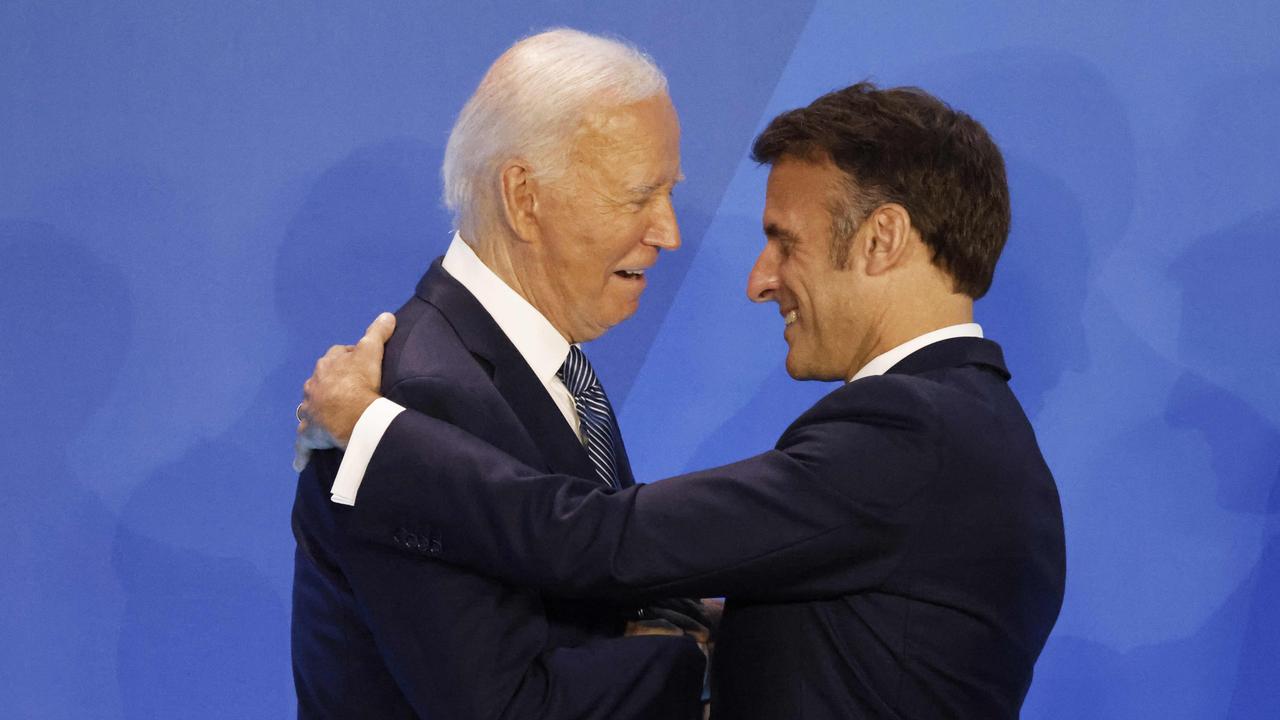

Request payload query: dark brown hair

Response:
[751,82,1010,298]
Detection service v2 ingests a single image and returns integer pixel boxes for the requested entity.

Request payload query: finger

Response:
[355,312,395,356]
[365,312,396,343]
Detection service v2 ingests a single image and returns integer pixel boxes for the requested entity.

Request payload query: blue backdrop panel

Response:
[2,1,1276,717]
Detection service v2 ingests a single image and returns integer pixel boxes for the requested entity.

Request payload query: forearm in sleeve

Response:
[347,406,931,602]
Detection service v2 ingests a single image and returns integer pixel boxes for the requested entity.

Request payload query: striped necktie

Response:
[557,345,619,489]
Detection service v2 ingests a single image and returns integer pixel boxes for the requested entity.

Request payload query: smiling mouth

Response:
[614,269,646,280]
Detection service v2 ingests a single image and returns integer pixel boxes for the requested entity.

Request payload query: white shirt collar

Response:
[849,323,984,382]
[441,232,571,383]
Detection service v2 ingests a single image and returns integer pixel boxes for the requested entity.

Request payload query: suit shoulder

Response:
[797,374,942,432]
[382,296,479,388]
[839,366,1017,425]
[774,376,942,472]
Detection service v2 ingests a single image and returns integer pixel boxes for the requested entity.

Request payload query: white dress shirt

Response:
[848,323,984,382]
[330,233,581,505]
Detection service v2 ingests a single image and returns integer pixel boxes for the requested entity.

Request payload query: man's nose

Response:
[747,244,778,303]
[644,195,681,250]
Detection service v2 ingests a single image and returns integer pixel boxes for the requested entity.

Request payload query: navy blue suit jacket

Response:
[291,260,705,719]
[343,336,1066,718]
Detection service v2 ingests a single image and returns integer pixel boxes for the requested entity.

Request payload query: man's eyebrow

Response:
[764,223,796,241]
[628,173,684,196]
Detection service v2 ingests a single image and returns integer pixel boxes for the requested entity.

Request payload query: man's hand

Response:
[625,598,719,655]
[293,312,396,471]
[627,599,720,715]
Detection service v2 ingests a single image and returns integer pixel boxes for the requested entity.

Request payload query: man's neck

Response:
[468,235,521,295]
[463,228,578,343]
[850,295,975,379]
[849,321,983,383]
[875,313,975,358]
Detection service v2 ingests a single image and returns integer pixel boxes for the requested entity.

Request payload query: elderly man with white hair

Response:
[290,29,705,719]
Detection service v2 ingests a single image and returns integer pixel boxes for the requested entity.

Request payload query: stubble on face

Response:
[761,158,873,382]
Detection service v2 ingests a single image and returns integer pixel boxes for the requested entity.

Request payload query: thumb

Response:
[356,312,396,358]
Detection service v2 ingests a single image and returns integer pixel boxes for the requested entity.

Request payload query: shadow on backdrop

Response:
[911,47,1134,417]
[1022,203,1280,719]
[1172,208,1280,418]
[1170,205,1280,715]
[0,222,132,719]
[578,1,818,404]
[1172,69,1280,714]
[984,157,1089,419]
[110,138,447,718]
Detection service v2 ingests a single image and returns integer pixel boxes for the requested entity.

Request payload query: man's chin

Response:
[784,352,808,380]
[574,309,636,344]
[785,351,841,382]
[606,299,642,328]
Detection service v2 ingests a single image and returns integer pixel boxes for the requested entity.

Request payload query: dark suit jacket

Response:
[342,337,1066,719]
[291,260,704,719]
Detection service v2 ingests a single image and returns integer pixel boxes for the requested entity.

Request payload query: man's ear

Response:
[499,160,539,243]
[862,203,914,276]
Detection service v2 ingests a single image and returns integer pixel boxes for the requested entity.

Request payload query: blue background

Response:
[3,1,1278,717]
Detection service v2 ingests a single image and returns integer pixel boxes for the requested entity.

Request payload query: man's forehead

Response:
[761,159,846,235]
[574,95,676,141]
[766,157,848,197]
[566,102,681,189]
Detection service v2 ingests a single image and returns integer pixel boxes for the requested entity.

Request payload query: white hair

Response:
[441,28,669,234]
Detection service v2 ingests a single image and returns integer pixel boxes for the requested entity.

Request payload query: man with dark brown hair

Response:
[751,82,1010,297]
[298,81,1066,718]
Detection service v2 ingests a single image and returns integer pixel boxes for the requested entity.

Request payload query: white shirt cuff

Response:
[330,397,406,506]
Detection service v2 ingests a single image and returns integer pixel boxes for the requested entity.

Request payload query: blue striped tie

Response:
[557,345,619,489]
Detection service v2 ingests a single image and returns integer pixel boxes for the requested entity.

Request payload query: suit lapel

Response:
[414,261,598,481]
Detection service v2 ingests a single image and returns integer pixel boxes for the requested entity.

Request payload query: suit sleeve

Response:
[327,376,705,720]
[349,377,940,602]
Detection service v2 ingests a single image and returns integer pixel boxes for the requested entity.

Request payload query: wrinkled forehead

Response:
[569,95,681,168]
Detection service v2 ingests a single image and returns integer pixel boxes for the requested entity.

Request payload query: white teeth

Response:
[618,269,645,278]
[784,310,797,326]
